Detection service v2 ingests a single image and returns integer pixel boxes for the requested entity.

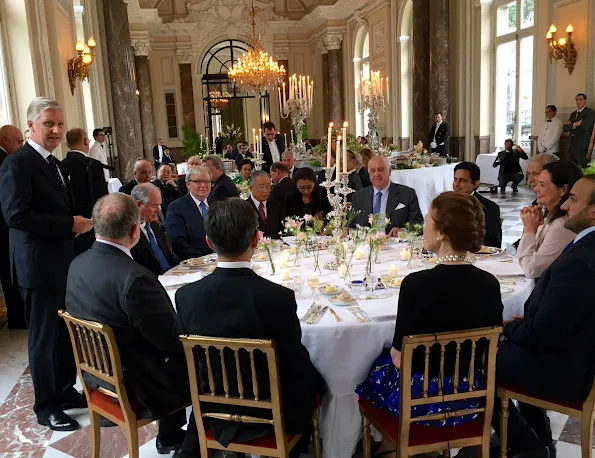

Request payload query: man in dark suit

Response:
[0,124,26,328]
[453,162,502,248]
[161,148,175,166]
[152,138,168,170]
[493,139,528,193]
[246,170,284,239]
[66,193,191,454]
[165,166,213,261]
[563,93,595,167]
[492,176,595,458]
[270,162,296,204]
[152,164,179,217]
[119,159,153,194]
[351,155,423,236]
[261,121,285,172]
[429,112,450,157]
[316,151,363,201]
[174,197,323,458]
[348,151,372,188]
[202,154,239,201]
[0,97,94,431]
[176,156,202,196]
[281,150,301,180]
[214,132,224,155]
[61,128,110,253]
[131,183,178,276]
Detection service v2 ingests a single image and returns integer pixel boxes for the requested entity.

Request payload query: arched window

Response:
[354,28,370,137]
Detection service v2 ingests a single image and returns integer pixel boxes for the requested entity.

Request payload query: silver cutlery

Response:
[347,307,372,323]
[329,308,342,322]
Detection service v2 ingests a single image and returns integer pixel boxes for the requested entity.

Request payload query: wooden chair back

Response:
[398,326,502,454]
[180,335,290,456]
[58,310,137,425]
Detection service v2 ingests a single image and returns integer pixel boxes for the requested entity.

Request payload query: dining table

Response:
[160,244,533,458]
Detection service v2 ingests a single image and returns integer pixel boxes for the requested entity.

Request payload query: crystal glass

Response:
[365,272,377,296]
[380,274,392,289]
[350,280,366,300]
[307,274,320,297]
[292,275,305,299]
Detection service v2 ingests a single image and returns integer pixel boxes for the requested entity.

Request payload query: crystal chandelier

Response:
[228,1,285,94]
[209,90,231,110]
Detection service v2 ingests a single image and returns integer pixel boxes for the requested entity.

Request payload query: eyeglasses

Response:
[298,185,315,192]
[253,184,271,190]
[188,179,211,186]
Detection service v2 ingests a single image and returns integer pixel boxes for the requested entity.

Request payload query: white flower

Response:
[304,214,313,222]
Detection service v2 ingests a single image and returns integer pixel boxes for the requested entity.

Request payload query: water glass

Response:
[365,272,377,295]
[292,275,305,299]
[350,280,366,300]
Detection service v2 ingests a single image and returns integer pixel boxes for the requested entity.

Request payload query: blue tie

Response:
[145,225,171,273]
[199,201,207,218]
[373,191,382,215]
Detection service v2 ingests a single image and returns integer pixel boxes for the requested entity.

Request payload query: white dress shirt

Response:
[289,166,295,179]
[218,261,252,269]
[432,122,444,147]
[96,239,133,258]
[268,140,280,163]
[158,144,164,162]
[89,141,109,182]
[574,225,595,244]
[251,195,267,218]
[537,117,563,154]
[372,183,391,216]
[28,139,66,186]
[190,193,209,214]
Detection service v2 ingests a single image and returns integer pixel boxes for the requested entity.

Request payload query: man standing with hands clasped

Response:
[429,112,450,157]
[0,97,94,431]
[563,93,595,167]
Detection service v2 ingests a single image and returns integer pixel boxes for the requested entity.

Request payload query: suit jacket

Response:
[493,149,528,176]
[151,178,179,216]
[131,222,178,277]
[474,192,502,249]
[316,168,363,202]
[61,151,108,218]
[289,166,301,181]
[66,242,188,416]
[176,175,188,196]
[165,193,212,261]
[429,122,450,155]
[210,173,239,202]
[351,182,424,232]
[214,136,224,155]
[504,231,595,399]
[261,135,285,172]
[563,107,595,151]
[358,167,372,188]
[246,198,285,239]
[152,144,168,162]
[176,267,323,444]
[119,179,139,195]
[0,148,9,240]
[161,153,175,165]
[270,176,296,205]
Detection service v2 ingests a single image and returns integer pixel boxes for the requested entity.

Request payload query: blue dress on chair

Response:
[356,264,504,427]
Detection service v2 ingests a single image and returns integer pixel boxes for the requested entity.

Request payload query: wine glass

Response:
[364,272,377,297]
[307,274,320,297]
[292,275,305,299]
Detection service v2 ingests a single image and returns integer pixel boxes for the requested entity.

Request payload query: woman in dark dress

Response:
[286,167,332,220]
[356,191,503,425]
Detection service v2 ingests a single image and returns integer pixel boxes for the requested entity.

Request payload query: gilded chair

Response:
[498,380,595,458]
[59,310,154,458]
[359,327,502,458]
[179,335,322,458]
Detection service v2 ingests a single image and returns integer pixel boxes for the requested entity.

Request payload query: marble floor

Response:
[0,184,592,457]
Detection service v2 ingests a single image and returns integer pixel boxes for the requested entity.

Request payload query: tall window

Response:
[165,91,179,139]
[0,15,12,125]
[494,0,534,148]
[354,29,370,137]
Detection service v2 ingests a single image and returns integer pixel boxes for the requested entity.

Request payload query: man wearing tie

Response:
[246,170,284,239]
[563,93,595,167]
[88,128,109,181]
[165,166,213,261]
[0,124,26,329]
[270,162,297,204]
[261,121,285,172]
[428,112,450,157]
[152,138,168,170]
[131,183,178,276]
[537,105,563,156]
[0,97,94,431]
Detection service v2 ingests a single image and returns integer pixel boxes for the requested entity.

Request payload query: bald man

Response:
[0,125,26,328]
[119,159,153,194]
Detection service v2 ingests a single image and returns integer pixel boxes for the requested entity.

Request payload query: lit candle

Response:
[309,82,314,109]
[335,135,341,179]
[278,86,283,113]
[355,247,366,260]
[252,128,256,155]
[258,128,262,158]
[290,129,294,144]
[200,134,203,148]
[338,264,348,279]
[388,264,399,278]
[282,82,287,107]
[281,268,291,281]
[279,257,288,269]
[400,248,411,261]
[284,133,288,149]
[386,77,389,103]
[342,122,348,174]
[327,122,334,168]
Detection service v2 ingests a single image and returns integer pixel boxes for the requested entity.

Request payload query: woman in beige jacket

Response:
[518,160,583,279]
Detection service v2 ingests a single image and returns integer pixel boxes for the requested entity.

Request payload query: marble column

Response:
[177,49,196,131]
[319,41,330,127]
[132,40,157,164]
[323,35,344,126]
[412,0,430,145]
[430,0,450,125]
[102,0,143,180]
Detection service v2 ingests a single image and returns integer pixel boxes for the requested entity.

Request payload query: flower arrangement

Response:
[401,222,424,269]
[236,180,251,199]
[222,123,243,144]
[584,160,595,176]
[303,214,325,274]
[365,214,391,273]
[414,140,429,156]
[283,217,306,266]
[257,236,275,275]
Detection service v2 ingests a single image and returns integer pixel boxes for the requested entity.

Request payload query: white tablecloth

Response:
[107,178,122,193]
[390,164,455,215]
[161,248,533,458]
[476,153,529,187]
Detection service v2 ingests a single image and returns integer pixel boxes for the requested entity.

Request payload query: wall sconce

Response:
[68,37,96,95]
[546,24,577,75]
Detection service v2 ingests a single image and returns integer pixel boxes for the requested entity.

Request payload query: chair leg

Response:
[362,416,371,458]
[89,410,101,458]
[126,424,140,458]
[500,396,509,458]
[313,411,322,458]
[580,411,594,458]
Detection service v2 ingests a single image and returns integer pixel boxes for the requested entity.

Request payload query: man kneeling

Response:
[66,193,191,454]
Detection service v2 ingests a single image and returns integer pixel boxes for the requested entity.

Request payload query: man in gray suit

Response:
[563,93,595,167]
[351,155,423,237]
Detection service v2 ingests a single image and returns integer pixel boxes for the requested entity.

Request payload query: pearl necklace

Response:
[436,254,475,264]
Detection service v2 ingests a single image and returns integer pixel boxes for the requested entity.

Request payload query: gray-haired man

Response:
[202,154,239,201]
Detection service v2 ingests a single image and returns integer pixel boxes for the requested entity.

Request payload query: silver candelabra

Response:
[358,94,387,153]
[280,98,312,159]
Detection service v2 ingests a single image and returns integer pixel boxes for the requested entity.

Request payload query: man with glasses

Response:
[165,166,213,261]
[261,121,285,172]
[246,170,285,239]
[537,105,563,156]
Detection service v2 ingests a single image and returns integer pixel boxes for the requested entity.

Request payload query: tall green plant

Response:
[181,126,208,159]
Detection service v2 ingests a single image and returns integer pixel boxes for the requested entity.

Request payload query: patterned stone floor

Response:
[0,184,591,457]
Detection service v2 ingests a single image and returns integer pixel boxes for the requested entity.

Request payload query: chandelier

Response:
[228,2,285,94]
[209,90,231,110]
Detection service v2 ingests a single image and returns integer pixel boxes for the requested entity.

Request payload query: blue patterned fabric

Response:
[356,350,486,427]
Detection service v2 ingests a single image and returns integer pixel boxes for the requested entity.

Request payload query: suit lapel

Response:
[31,148,72,208]
[386,183,400,216]
[140,230,159,263]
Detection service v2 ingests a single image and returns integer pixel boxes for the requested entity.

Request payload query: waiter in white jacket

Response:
[537,105,563,155]
[88,128,110,181]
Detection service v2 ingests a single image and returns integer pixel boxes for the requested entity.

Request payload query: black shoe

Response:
[172,449,200,458]
[490,186,498,194]
[547,442,556,458]
[501,187,506,193]
[61,390,87,410]
[37,411,80,431]
[156,436,183,455]
[513,187,519,193]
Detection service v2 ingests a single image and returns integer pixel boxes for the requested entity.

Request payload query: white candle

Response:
[342,122,348,174]
[355,246,366,260]
[279,258,288,269]
[290,130,294,144]
[200,134,203,148]
[278,86,282,113]
[327,122,333,168]
[252,128,256,154]
[386,77,389,103]
[281,268,290,281]
[282,82,287,107]
[388,264,399,278]
[338,264,348,279]
[284,133,288,149]
[400,248,411,261]
[335,136,341,178]
[309,82,314,109]
[258,128,262,158]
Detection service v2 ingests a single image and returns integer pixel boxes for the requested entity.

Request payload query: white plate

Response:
[500,287,514,294]
[252,255,269,262]
[318,286,344,296]
[329,295,356,306]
